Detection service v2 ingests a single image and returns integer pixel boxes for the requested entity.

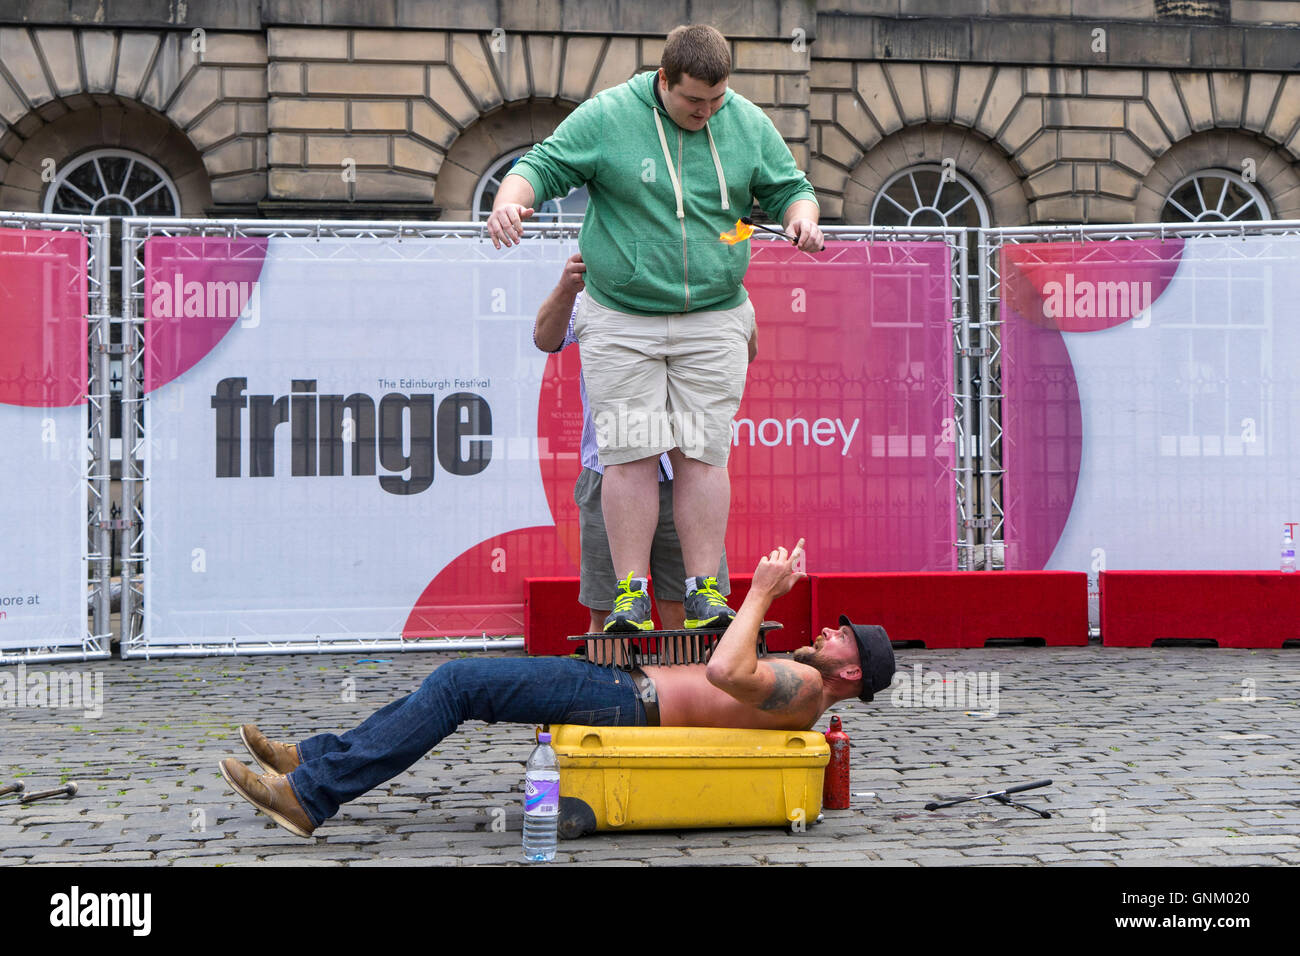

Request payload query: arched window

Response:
[473,148,589,222]
[43,149,180,218]
[1161,169,1271,223]
[870,164,989,230]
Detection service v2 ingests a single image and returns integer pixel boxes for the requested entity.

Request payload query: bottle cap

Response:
[538,732,551,743]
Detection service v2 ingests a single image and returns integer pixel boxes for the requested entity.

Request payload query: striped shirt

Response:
[561,293,673,480]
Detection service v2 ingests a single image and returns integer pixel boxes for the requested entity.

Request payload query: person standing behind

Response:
[534,253,755,655]
[489,24,822,633]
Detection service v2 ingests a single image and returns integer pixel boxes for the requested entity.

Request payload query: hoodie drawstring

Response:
[652,108,685,221]
[651,98,729,218]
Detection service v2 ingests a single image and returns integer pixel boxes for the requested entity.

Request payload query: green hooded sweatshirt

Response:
[510,70,817,316]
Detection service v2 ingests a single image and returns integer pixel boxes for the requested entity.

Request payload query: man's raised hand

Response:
[752,538,807,599]
[560,253,586,293]
[487,203,535,249]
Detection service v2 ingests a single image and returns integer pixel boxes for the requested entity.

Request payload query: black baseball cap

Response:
[839,616,896,702]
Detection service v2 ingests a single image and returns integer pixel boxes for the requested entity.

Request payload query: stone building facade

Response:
[1,0,1298,225]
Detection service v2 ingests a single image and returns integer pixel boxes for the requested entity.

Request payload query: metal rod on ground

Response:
[0,781,24,798]
[925,779,1052,814]
[18,782,78,804]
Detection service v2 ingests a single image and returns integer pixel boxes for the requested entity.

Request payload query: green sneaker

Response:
[604,574,654,632]
[683,576,736,629]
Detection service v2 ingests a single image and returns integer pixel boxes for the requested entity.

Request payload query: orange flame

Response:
[718,218,754,245]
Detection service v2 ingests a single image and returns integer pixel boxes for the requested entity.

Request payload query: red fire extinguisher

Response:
[823,715,850,809]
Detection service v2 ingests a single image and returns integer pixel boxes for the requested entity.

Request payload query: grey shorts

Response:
[574,467,730,610]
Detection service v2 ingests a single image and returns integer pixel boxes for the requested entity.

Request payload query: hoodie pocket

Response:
[611,240,686,310]
[686,238,750,309]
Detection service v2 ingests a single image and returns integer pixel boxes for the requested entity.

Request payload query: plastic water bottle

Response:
[1283,525,1296,573]
[522,731,560,862]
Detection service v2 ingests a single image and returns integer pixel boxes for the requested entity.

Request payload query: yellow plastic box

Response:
[549,724,829,837]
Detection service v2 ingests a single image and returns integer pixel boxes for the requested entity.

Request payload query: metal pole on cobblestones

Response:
[0,781,24,798]
[18,782,78,804]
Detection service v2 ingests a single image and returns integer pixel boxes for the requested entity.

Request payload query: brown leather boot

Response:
[219,758,316,838]
[240,723,301,775]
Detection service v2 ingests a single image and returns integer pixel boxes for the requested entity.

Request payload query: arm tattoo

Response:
[759,662,806,712]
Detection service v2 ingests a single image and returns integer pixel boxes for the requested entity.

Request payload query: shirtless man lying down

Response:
[219,539,896,837]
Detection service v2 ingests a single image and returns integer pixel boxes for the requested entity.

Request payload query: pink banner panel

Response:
[0,227,88,407]
[728,241,956,572]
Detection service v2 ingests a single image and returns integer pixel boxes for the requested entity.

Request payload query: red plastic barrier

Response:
[524,574,812,656]
[1101,571,1300,648]
[811,572,1089,648]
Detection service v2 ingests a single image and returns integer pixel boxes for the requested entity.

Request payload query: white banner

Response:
[1002,233,1300,571]
[143,237,575,646]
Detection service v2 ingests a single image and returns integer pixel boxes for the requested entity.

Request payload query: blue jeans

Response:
[286,657,647,827]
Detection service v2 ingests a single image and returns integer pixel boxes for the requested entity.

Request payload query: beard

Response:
[792,639,844,681]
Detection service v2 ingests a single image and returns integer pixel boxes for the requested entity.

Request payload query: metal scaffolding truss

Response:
[0,211,112,664]
[117,217,968,658]
[977,218,1300,572]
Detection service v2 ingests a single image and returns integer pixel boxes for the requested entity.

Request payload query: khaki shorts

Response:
[574,467,729,610]
[575,293,754,468]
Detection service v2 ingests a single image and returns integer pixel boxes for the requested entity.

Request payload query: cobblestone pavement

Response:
[2,645,1297,866]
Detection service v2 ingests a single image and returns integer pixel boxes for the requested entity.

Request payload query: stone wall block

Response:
[999,97,1043,153]
[591,38,638,95]
[1085,68,1143,98]
[186,102,238,150]
[451,32,503,112]
[269,98,347,130]
[168,68,222,129]
[1262,75,1300,146]
[528,34,563,100]
[560,36,605,102]
[394,138,443,175]
[427,65,480,126]
[975,67,1021,140]
[268,62,303,95]
[204,137,257,176]
[351,100,407,131]
[223,68,268,100]
[884,63,925,124]
[269,28,349,60]
[351,29,446,62]
[1097,164,1142,198]
[1173,72,1215,132]
[1242,73,1281,131]
[34,30,82,97]
[210,171,267,204]
[269,168,351,200]
[952,64,994,127]
[412,100,458,148]
[818,123,862,167]
[1209,72,1246,128]
[308,62,425,95]
[777,73,811,107]
[731,73,776,106]
[307,134,389,166]
[835,93,881,151]
[202,32,267,65]
[1144,72,1193,142]
[494,28,530,102]
[855,62,903,135]
[922,63,956,123]
[268,132,303,166]
[80,31,118,95]
[811,59,852,90]
[1126,100,1172,154]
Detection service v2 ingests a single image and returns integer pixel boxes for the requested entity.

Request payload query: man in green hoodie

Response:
[488,24,822,633]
